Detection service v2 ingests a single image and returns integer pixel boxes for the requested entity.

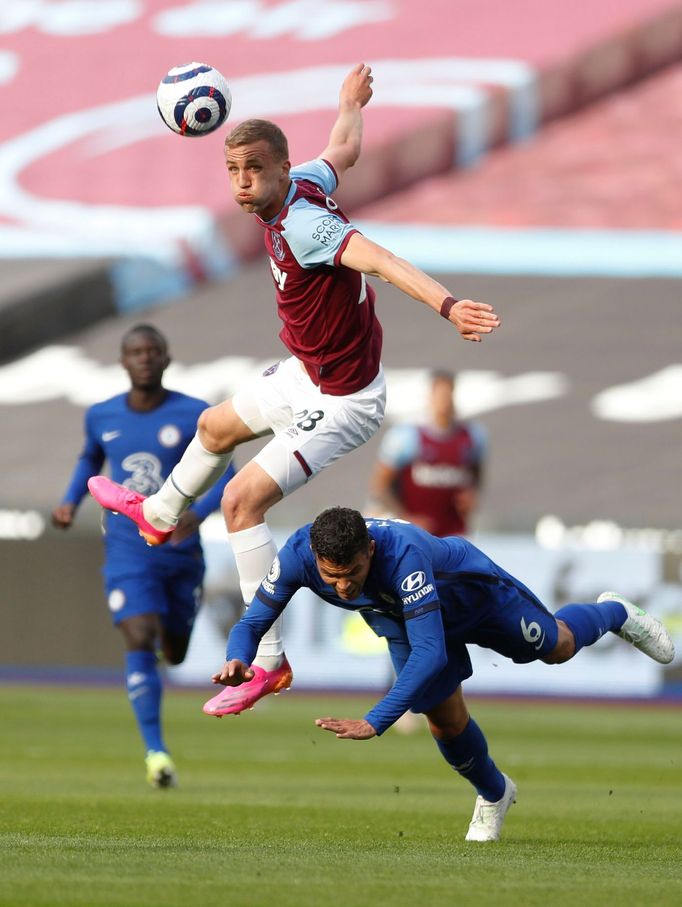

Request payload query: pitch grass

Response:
[0,686,680,907]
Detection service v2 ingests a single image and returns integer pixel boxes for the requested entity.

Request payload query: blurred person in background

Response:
[88,63,500,720]
[52,324,234,788]
[368,370,486,537]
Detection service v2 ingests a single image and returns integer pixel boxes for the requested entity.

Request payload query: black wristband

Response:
[440,296,458,319]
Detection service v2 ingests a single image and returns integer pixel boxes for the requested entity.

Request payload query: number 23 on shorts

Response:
[294,409,325,431]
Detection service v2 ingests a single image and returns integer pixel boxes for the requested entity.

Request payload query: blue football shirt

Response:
[61,390,233,569]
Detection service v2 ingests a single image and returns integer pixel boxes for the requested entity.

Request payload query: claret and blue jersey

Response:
[227,518,560,735]
[256,158,382,396]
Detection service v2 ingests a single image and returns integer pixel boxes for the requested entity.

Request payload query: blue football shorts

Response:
[103,558,205,636]
[388,584,559,714]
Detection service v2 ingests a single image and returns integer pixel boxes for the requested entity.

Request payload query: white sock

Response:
[228,522,283,670]
[144,434,232,530]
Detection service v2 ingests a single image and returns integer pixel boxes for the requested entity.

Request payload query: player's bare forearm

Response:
[320,64,373,175]
[211,659,255,686]
[380,257,500,342]
[341,235,501,342]
[326,107,363,167]
[315,717,377,740]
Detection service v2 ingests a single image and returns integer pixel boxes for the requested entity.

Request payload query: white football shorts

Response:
[232,356,386,496]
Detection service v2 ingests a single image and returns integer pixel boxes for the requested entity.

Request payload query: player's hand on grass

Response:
[448,299,501,342]
[211,660,255,686]
[51,503,76,529]
[315,717,377,740]
[169,510,201,545]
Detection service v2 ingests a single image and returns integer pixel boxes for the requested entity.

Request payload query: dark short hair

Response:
[310,507,370,565]
[120,324,168,355]
[225,118,289,161]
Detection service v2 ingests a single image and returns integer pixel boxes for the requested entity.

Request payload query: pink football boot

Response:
[203,657,294,716]
[87,476,174,546]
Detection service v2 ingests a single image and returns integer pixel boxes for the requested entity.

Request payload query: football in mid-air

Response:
[156,62,231,137]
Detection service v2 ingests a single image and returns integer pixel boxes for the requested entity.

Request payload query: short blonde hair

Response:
[225,119,289,160]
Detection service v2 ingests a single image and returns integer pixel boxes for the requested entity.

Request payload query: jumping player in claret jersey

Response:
[53,325,234,787]
[88,63,501,717]
[213,507,675,842]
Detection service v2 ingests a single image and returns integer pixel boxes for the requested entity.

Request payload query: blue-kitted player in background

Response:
[211,507,674,841]
[52,324,234,788]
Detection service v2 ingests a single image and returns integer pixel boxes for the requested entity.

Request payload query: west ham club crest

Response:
[271,231,285,261]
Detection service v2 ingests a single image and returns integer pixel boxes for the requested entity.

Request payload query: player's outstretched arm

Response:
[341,233,500,342]
[319,63,373,178]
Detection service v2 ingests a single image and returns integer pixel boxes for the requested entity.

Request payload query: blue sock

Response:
[434,717,506,802]
[125,650,166,754]
[555,601,627,653]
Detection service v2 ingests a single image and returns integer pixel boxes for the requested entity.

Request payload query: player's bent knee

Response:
[222,465,282,530]
[428,717,470,740]
[163,641,189,665]
[221,479,246,525]
[119,614,160,652]
[425,690,470,739]
[120,627,156,652]
[542,619,576,664]
[221,479,266,530]
[198,405,226,449]
[197,403,240,453]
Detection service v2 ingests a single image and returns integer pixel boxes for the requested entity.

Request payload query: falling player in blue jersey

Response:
[212,507,674,841]
[52,324,234,788]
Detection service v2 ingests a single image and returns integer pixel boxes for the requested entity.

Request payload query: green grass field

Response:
[0,685,680,907]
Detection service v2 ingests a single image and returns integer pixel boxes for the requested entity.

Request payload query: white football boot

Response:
[465,773,517,842]
[598,592,675,664]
